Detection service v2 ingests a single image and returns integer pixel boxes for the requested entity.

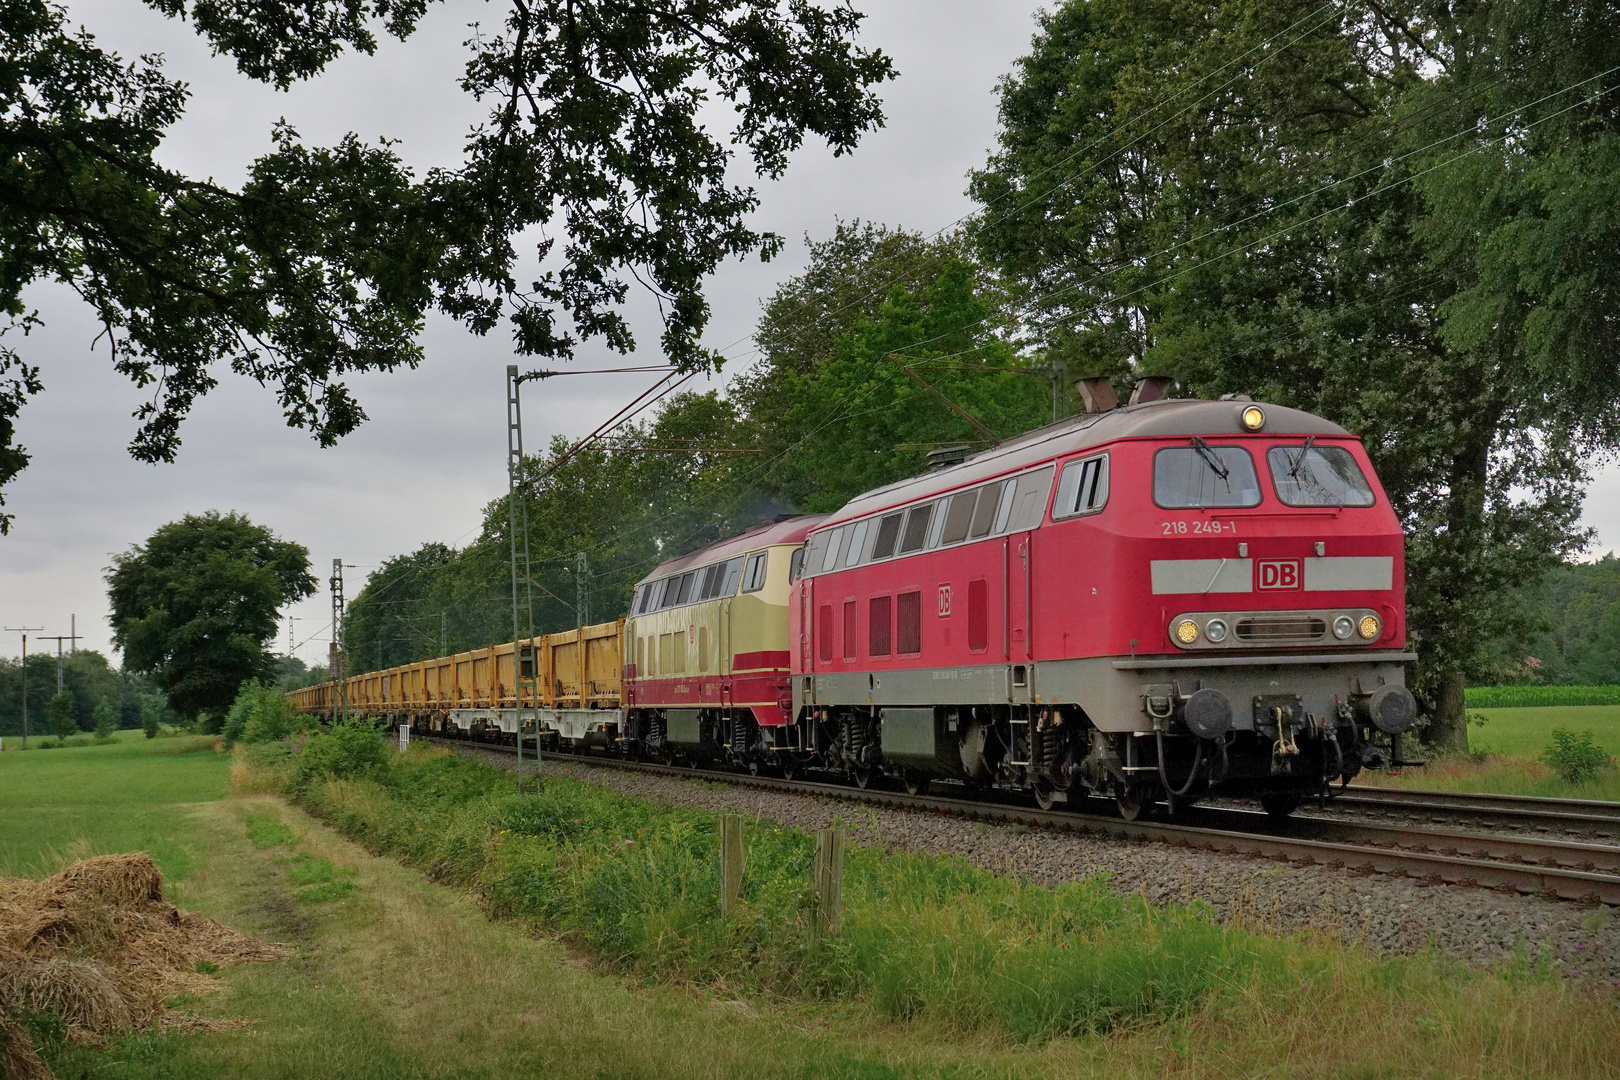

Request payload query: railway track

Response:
[1328,785,1620,837]
[430,736,1620,905]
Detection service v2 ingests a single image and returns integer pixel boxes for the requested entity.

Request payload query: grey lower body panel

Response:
[800,653,1411,733]
[449,708,622,740]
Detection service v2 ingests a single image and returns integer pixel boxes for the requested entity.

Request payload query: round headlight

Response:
[1205,618,1229,643]
[1240,405,1266,432]
[1358,614,1381,640]
[1332,615,1355,640]
[1173,619,1200,645]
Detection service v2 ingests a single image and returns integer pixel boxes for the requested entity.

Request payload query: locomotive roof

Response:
[638,514,830,584]
[827,397,1350,526]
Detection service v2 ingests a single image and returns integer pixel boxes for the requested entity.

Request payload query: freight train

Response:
[291,390,1416,818]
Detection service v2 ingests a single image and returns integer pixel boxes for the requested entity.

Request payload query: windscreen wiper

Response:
[1190,437,1229,479]
[1288,435,1316,479]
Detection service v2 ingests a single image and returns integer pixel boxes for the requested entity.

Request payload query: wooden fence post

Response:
[720,814,744,917]
[813,826,844,936]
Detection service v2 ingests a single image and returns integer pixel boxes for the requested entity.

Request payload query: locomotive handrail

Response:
[1113,651,1417,669]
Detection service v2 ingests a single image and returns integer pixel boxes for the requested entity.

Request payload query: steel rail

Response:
[1331,785,1620,836]
[430,737,1620,905]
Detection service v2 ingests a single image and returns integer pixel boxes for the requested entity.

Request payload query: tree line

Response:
[13,1,1619,754]
[352,2,1620,754]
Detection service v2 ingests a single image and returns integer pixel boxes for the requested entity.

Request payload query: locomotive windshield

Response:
[1267,443,1375,507]
[1153,444,1261,508]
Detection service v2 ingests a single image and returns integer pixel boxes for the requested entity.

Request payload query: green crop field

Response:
[1467,705,1620,759]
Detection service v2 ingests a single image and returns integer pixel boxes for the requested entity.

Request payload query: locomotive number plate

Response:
[1161,519,1238,535]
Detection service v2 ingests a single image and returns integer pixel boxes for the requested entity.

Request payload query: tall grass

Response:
[1465,684,1620,708]
[275,742,1317,1042]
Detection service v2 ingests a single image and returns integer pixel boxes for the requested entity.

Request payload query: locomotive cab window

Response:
[742,551,770,592]
[788,547,805,582]
[1153,443,1262,508]
[1268,443,1375,507]
[1053,454,1110,519]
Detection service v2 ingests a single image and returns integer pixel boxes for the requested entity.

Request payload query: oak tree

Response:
[0,0,893,531]
[107,511,316,718]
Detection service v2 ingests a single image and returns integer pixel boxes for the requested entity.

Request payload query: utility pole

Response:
[5,627,44,748]
[329,559,347,725]
[70,614,78,654]
[576,551,590,628]
[440,611,448,658]
[1049,357,1068,423]
[286,615,300,659]
[508,366,540,791]
[38,634,76,693]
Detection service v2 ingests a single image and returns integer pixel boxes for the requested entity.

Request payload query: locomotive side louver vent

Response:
[1234,614,1327,643]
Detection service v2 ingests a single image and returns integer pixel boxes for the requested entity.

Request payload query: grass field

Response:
[1352,705,1620,800]
[1468,705,1620,758]
[6,731,1620,1078]
[0,734,227,879]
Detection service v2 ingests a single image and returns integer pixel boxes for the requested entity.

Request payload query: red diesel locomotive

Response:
[783,394,1415,817]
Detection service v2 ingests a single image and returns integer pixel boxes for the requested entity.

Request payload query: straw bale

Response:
[0,853,285,1080]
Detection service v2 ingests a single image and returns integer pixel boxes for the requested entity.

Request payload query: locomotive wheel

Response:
[852,765,875,789]
[1116,785,1146,822]
[902,771,929,797]
[780,757,800,781]
[1260,790,1302,818]
[1033,779,1057,812]
[747,759,761,777]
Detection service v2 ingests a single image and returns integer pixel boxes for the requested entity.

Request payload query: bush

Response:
[45,691,76,742]
[1540,727,1610,784]
[285,718,389,794]
[93,697,117,741]
[223,682,309,747]
[140,697,162,739]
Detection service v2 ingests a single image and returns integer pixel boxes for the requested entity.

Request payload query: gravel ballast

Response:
[453,745,1620,985]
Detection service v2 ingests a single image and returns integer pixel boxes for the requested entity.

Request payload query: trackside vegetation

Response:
[245,723,1620,1060]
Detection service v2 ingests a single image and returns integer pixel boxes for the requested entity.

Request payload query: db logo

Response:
[937,584,952,617]
[688,623,697,644]
[1257,559,1303,590]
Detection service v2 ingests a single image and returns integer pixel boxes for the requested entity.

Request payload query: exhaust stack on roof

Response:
[1130,376,1173,405]
[1077,377,1119,413]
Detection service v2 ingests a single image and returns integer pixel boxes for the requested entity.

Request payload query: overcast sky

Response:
[3,0,1618,668]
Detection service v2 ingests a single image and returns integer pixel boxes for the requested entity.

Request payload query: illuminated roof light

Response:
[1240,405,1266,432]
[1358,615,1381,640]
[1174,619,1200,645]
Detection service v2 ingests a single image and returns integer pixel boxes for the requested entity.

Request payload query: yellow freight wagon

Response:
[288,620,625,748]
